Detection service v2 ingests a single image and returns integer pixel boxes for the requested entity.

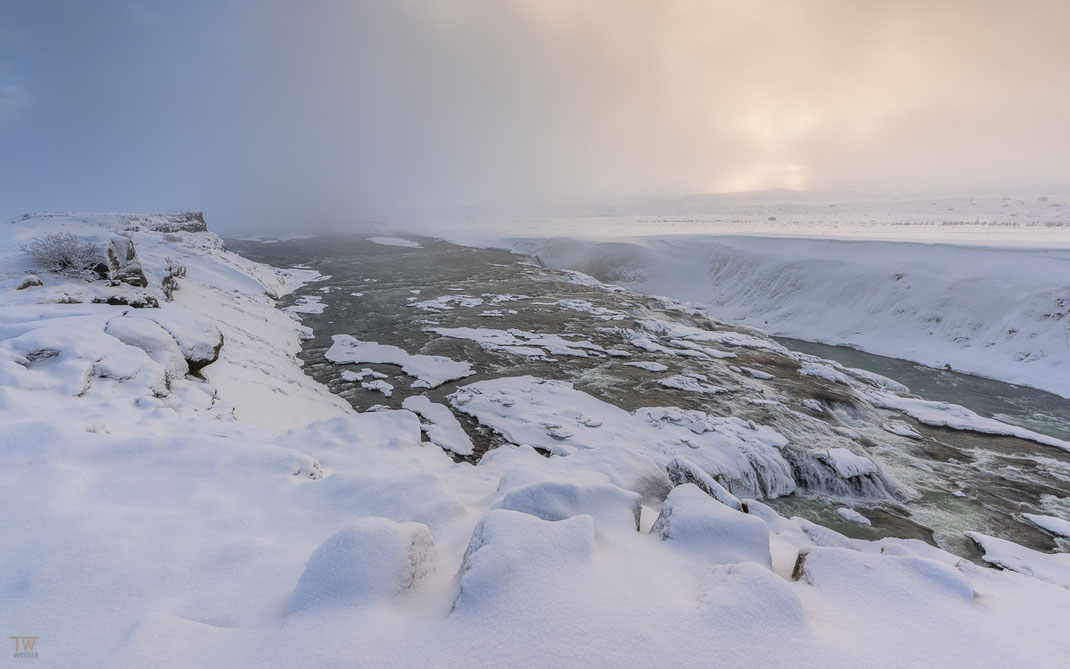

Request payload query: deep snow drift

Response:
[2,213,1070,667]
[520,235,1070,399]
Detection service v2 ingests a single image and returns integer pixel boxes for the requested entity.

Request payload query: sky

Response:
[1,0,1069,230]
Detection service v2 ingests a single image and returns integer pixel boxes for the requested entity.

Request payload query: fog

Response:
[2,0,1069,230]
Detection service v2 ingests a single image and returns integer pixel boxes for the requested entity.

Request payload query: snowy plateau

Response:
[1,211,1070,668]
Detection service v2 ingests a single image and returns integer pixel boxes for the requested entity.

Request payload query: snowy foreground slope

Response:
[520,235,1070,398]
[2,214,1070,667]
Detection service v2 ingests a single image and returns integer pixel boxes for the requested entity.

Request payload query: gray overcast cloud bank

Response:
[2,0,1069,230]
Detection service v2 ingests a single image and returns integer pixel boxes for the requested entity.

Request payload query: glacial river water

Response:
[230,233,1070,561]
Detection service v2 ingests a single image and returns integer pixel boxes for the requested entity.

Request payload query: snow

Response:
[638,318,774,352]
[324,334,474,388]
[402,395,476,456]
[657,373,728,394]
[652,484,772,567]
[665,456,744,511]
[800,361,854,385]
[623,360,669,372]
[881,420,924,440]
[842,366,910,394]
[429,326,606,358]
[493,479,642,533]
[288,518,438,613]
[740,366,775,380]
[819,448,880,478]
[1023,513,1070,539]
[965,532,1070,588]
[0,212,348,429]
[554,298,627,320]
[626,332,710,358]
[340,368,388,382]
[411,294,485,311]
[5,211,1070,667]
[361,379,394,396]
[836,507,872,526]
[136,306,223,368]
[283,294,326,314]
[367,236,422,248]
[869,390,1070,452]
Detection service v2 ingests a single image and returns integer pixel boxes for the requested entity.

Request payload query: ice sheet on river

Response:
[429,326,606,358]
[325,334,473,388]
[402,395,476,456]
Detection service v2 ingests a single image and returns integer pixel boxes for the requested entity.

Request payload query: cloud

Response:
[1,0,1069,227]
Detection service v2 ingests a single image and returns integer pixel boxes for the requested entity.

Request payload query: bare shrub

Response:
[162,256,187,301]
[21,233,100,277]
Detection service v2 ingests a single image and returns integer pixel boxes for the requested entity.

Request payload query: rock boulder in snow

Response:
[136,308,224,374]
[16,275,42,290]
[106,238,148,288]
[666,456,745,511]
[104,316,189,385]
[651,484,771,567]
[493,479,643,532]
[288,518,437,613]
[453,510,595,614]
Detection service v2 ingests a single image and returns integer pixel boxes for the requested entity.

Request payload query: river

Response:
[229,233,1070,561]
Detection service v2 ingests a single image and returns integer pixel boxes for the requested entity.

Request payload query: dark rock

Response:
[186,333,223,376]
[92,294,160,309]
[16,275,43,290]
[791,550,809,581]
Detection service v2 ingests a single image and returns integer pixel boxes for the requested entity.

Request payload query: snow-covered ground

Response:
[426,189,1070,248]
[3,212,1070,667]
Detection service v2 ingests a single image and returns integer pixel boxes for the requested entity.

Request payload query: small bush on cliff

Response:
[21,233,100,277]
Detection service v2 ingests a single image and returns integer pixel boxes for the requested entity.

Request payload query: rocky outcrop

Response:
[138,211,208,233]
[106,239,148,288]
[137,309,224,375]
[665,456,746,512]
[92,293,160,309]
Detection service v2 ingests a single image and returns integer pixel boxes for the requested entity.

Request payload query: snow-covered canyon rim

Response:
[3,212,1070,668]
[510,234,1070,399]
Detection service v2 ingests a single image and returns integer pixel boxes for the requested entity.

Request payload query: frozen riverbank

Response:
[516,235,1070,399]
